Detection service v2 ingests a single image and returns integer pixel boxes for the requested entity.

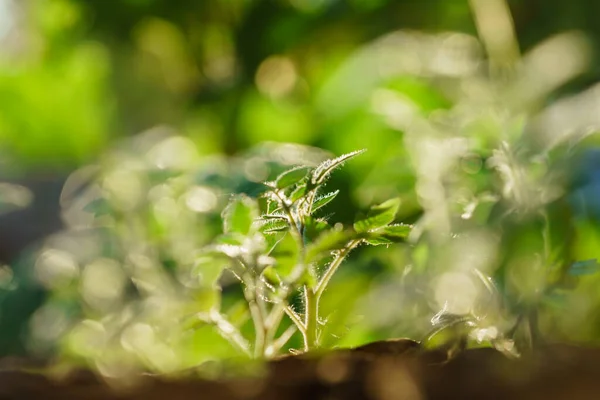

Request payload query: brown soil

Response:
[1,340,600,400]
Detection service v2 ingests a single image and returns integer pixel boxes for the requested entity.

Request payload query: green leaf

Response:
[353,198,401,234]
[364,236,394,246]
[215,233,246,246]
[262,266,282,286]
[195,287,222,313]
[311,190,339,214]
[306,229,354,264]
[275,166,312,189]
[311,149,366,185]
[269,233,299,278]
[377,224,412,240]
[222,195,259,236]
[362,223,411,246]
[302,216,330,243]
[260,218,289,233]
[289,184,308,203]
[192,255,230,287]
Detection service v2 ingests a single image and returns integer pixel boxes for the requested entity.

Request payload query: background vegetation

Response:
[1,0,600,377]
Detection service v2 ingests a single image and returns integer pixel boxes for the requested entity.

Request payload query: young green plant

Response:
[194,150,412,357]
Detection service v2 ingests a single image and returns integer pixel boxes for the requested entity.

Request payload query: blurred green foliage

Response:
[1,0,600,377]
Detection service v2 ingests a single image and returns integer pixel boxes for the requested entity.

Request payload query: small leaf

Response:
[195,287,222,313]
[364,236,394,246]
[289,184,308,203]
[568,259,600,276]
[311,190,339,214]
[269,232,299,278]
[302,216,330,243]
[192,256,230,287]
[222,195,259,236]
[260,219,289,233]
[380,223,412,238]
[262,266,282,286]
[377,224,412,240]
[353,198,401,234]
[275,166,312,189]
[215,233,246,246]
[311,149,366,185]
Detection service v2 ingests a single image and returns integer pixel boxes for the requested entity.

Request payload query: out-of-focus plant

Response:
[328,1,600,355]
[29,134,411,375]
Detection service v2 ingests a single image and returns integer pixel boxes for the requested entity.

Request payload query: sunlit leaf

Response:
[289,184,308,203]
[311,149,366,185]
[377,223,412,240]
[215,233,246,246]
[225,300,251,328]
[195,287,222,313]
[364,235,394,246]
[222,195,259,236]
[262,266,282,286]
[354,198,400,233]
[270,232,299,277]
[275,166,312,189]
[260,218,289,233]
[192,255,230,287]
[311,190,339,214]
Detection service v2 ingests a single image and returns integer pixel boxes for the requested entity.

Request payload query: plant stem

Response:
[209,312,251,357]
[242,274,267,358]
[268,324,297,356]
[304,286,320,351]
[283,305,305,333]
[315,239,361,298]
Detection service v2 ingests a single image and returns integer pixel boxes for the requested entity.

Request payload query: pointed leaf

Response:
[364,236,394,246]
[192,255,230,287]
[269,233,299,278]
[311,190,339,214]
[378,224,412,240]
[275,166,312,189]
[311,149,366,185]
[222,195,259,236]
[354,198,401,234]
[262,266,282,286]
[302,216,330,243]
[289,184,308,203]
[260,218,289,233]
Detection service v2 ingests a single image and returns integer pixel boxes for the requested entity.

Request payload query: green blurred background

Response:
[1,0,600,372]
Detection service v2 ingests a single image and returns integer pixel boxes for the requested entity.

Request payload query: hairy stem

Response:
[283,305,305,333]
[315,239,361,298]
[304,287,320,350]
[242,274,267,358]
